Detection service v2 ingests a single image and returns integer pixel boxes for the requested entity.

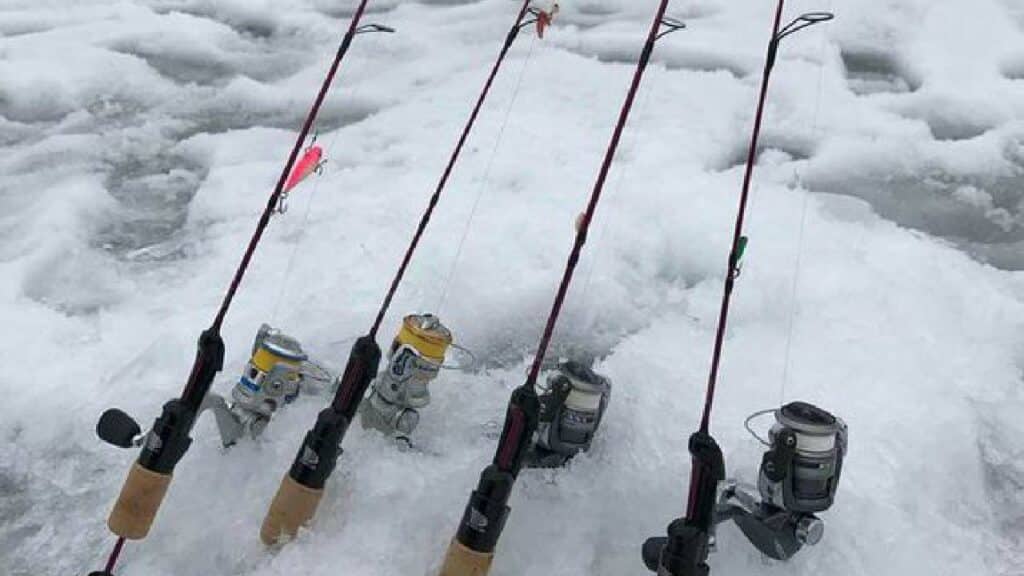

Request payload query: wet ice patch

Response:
[803,132,1024,269]
[96,158,206,258]
[840,49,921,95]
[1002,55,1024,81]
[149,1,281,40]
[889,96,1001,142]
[21,247,126,315]
[110,42,238,87]
[174,78,382,139]
[710,131,816,172]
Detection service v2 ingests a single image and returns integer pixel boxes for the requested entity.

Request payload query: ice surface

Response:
[0,0,1022,575]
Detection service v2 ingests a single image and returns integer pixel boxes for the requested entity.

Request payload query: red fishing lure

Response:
[284,144,325,193]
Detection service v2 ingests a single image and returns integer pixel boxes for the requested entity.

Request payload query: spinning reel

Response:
[525,359,612,468]
[643,401,847,571]
[201,324,326,446]
[718,401,847,560]
[360,313,453,442]
[96,325,326,451]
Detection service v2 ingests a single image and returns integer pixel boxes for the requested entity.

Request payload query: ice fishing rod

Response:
[642,3,834,575]
[86,2,392,574]
[258,0,554,546]
[437,3,686,575]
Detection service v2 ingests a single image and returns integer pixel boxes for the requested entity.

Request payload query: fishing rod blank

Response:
[438,3,685,575]
[259,0,551,546]
[87,2,390,573]
[641,4,833,575]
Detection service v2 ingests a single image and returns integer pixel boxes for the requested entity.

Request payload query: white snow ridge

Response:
[1,0,1022,575]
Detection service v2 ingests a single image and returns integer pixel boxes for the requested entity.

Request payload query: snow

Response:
[1,0,1022,575]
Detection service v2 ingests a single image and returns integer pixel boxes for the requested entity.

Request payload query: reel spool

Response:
[757,401,847,514]
[360,314,453,439]
[232,324,307,418]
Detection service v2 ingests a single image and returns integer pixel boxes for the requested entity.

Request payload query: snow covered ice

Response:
[1,0,1022,574]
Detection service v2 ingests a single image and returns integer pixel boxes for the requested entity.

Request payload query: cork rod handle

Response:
[260,475,325,545]
[439,539,495,576]
[107,463,173,540]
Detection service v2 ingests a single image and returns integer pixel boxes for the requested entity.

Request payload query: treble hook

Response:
[276,192,290,215]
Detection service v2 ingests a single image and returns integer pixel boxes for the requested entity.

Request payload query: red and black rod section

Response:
[261,0,545,546]
[644,3,832,575]
[89,2,383,573]
[441,3,685,574]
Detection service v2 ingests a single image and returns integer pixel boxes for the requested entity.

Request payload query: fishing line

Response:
[575,62,663,327]
[270,39,377,324]
[780,0,833,404]
[435,33,539,317]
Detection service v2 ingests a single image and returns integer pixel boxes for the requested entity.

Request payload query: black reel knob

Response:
[97,408,142,449]
[641,536,668,571]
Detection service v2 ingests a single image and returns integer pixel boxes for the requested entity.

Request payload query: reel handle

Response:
[97,409,142,449]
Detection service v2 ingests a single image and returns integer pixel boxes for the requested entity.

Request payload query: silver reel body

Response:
[203,324,315,446]
[359,314,452,442]
[361,345,442,437]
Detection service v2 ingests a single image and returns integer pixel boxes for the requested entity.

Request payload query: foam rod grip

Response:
[260,475,324,545]
[107,462,172,540]
[439,539,495,576]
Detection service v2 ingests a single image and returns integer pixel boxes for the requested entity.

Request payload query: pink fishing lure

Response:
[284,145,324,192]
